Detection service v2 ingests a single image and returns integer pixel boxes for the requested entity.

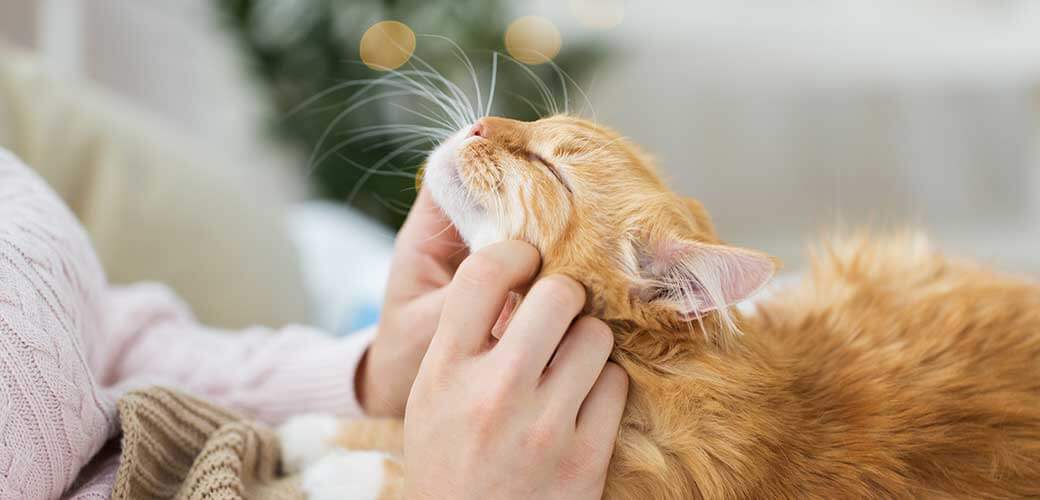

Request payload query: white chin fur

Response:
[424,127,502,250]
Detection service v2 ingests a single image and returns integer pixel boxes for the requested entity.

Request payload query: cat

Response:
[279,115,1040,499]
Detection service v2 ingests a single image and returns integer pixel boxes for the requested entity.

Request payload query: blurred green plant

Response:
[215,0,604,228]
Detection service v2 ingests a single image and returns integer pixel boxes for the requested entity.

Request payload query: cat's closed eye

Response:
[526,151,571,193]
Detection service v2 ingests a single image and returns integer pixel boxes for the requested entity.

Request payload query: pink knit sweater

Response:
[0,149,374,499]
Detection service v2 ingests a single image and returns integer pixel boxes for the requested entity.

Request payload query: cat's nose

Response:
[469,117,518,139]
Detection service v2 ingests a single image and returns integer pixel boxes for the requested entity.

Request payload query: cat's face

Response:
[424,115,775,328]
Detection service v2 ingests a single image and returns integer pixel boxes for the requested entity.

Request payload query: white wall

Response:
[0,0,305,198]
[0,1,35,48]
[530,0,1040,271]
[4,1,1039,272]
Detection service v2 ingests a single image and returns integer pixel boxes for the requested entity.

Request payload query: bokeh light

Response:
[505,16,562,65]
[569,0,625,30]
[360,20,416,71]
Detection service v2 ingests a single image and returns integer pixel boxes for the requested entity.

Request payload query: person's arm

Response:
[94,188,465,423]
[0,150,118,500]
[93,282,374,423]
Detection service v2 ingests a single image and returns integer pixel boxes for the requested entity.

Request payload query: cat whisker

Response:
[318,152,419,180]
[545,58,569,115]
[486,52,499,117]
[403,68,472,129]
[447,244,470,264]
[400,55,478,127]
[346,136,434,205]
[419,34,484,122]
[340,126,447,143]
[495,51,559,116]
[284,78,389,118]
[371,193,413,216]
[312,121,440,171]
[308,89,419,173]
[342,124,450,138]
[288,71,453,122]
[383,69,470,130]
[541,57,597,121]
[419,220,460,248]
[363,134,442,153]
[366,31,474,127]
[340,64,470,131]
[386,103,458,133]
[505,91,549,118]
[345,127,451,151]
[307,72,468,173]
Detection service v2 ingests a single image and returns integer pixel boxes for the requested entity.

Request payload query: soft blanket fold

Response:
[113,387,304,500]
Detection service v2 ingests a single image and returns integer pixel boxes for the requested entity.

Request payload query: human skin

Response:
[403,241,630,500]
[356,189,468,417]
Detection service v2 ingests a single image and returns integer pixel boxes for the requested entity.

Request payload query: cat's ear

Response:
[635,238,776,317]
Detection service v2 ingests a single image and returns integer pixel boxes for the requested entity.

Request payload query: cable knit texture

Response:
[0,149,374,499]
[113,387,303,500]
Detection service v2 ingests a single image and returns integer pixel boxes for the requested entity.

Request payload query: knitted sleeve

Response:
[1,148,375,500]
[0,149,117,500]
[93,283,375,423]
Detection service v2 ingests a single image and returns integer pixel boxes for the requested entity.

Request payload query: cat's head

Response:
[424,115,775,332]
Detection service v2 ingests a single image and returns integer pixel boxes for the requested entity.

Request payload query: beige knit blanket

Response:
[112,387,304,500]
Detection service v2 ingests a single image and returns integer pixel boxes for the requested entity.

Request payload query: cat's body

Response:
[280,115,1040,499]
[607,234,1040,499]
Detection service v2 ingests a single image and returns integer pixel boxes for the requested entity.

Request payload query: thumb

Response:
[411,286,450,337]
[397,190,468,268]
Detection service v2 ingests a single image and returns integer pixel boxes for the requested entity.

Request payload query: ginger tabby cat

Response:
[279,115,1040,499]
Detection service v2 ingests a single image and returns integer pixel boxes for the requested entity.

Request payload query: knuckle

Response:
[475,366,518,411]
[601,362,630,392]
[496,354,527,384]
[536,275,586,308]
[468,397,501,425]
[523,420,561,453]
[457,252,509,288]
[506,239,541,265]
[468,401,502,444]
[575,317,614,351]
[468,389,514,441]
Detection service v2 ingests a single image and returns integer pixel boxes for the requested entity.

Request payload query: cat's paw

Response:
[277,413,341,474]
[300,450,393,500]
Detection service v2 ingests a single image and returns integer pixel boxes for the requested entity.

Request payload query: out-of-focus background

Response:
[1,1,1038,334]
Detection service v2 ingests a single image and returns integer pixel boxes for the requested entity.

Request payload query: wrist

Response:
[356,343,402,417]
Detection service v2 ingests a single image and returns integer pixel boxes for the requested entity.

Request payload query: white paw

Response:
[300,450,389,500]
[278,414,341,474]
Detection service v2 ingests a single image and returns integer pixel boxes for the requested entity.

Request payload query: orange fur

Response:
[332,419,403,453]
[339,116,1040,498]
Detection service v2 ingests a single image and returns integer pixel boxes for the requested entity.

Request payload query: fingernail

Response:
[491,291,521,339]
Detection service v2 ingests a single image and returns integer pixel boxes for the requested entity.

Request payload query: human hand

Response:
[357,189,468,416]
[403,241,630,500]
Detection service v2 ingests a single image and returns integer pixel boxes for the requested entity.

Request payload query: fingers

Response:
[541,317,614,416]
[576,362,629,442]
[431,241,541,357]
[397,189,468,269]
[492,275,587,378]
